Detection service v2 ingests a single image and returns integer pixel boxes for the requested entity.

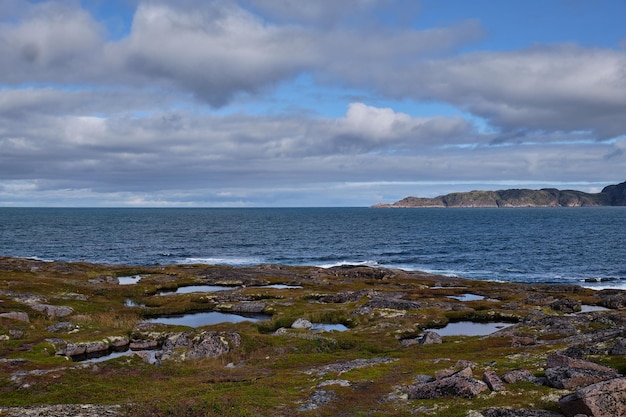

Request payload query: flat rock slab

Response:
[559,377,626,417]
[0,404,120,417]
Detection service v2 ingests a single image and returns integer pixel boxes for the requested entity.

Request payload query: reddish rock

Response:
[502,369,543,385]
[546,353,617,374]
[483,371,506,391]
[559,378,626,417]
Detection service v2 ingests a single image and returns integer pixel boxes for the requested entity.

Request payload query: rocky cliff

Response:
[373,180,626,208]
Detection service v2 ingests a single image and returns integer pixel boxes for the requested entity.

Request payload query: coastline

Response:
[1,256,626,416]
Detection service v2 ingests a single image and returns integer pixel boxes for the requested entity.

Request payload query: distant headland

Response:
[373,180,626,208]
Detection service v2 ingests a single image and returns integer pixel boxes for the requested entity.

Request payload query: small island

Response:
[373,180,626,208]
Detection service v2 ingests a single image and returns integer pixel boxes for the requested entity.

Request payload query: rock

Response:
[406,374,488,399]
[28,303,74,319]
[558,377,626,417]
[545,353,620,389]
[107,336,130,349]
[129,340,159,350]
[551,298,581,313]
[160,331,241,361]
[84,341,109,354]
[546,367,620,390]
[511,336,537,347]
[0,404,121,417]
[414,374,436,384]
[597,289,626,309]
[46,322,76,333]
[482,409,565,417]
[299,389,337,411]
[0,311,30,322]
[230,302,266,314]
[291,318,313,329]
[483,371,506,391]
[420,331,442,345]
[546,353,617,373]
[501,369,543,385]
[63,343,86,357]
[610,338,626,355]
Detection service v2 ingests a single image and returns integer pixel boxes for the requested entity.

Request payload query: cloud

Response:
[366,45,626,140]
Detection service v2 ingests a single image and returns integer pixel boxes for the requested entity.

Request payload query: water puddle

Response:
[579,305,610,313]
[118,275,141,285]
[72,348,159,364]
[447,294,485,302]
[158,285,235,295]
[145,311,269,328]
[159,283,302,295]
[311,323,349,332]
[425,321,512,337]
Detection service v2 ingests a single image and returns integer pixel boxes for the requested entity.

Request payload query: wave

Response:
[316,260,380,269]
[177,257,264,266]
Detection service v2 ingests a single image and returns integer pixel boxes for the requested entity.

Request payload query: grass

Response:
[1,257,626,416]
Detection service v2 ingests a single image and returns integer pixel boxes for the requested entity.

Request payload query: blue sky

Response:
[1,0,625,207]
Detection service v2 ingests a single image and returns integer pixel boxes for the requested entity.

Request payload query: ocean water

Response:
[1,207,625,289]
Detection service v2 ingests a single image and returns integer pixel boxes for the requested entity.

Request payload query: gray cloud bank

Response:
[0,0,625,206]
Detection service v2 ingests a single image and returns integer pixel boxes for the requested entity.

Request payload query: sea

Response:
[1,207,625,289]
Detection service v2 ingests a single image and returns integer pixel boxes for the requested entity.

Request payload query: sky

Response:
[1,0,625,207]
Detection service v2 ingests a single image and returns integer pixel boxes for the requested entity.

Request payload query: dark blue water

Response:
[1,207,625,288]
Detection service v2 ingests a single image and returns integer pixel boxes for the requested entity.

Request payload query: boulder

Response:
[610,338,626,355]
[45,322,76,333]
[559,378,626,417]
[420,331,442,345]
[291,318,313,329]
[28,303,74,319]
[545,353,620,389]
[502,369,543,385]
[0,312,29,322]
[483,371,506,392]
[160,331,241,361]
[129,340,159,350]
[550,298,581,313]
[406,374,488,399]
[546,366,620,390]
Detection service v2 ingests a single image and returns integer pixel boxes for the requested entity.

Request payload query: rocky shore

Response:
[1,257,626,416]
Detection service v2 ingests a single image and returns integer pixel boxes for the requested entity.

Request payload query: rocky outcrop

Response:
[558,378,626,417]
[405,367,488,399]
[544,353,620,389]
[160,331,241,361]
[373,180,626,208]
[0,311,30,322]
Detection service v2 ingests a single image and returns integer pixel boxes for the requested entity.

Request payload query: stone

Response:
[551,298,581,313]
[406,375,488,399]
[28,303,74,319]
[546,366,620,390]
[107,336,130,349]
[84,341,109,354]
[545,353,620,389]
[610,338,626,355]
[45,322,76,333]
[511,336,537,347]
[230,302,266,313]
[483,371,506,391]
[160,331,241,361]
[0,312,29,322]
[546,353,617,374]
[502,369,543,385]
[129,340,159,350]
[559,378,626,417]
[291,318,313,329]
[482,409,565,417]
[420,331,442,345]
